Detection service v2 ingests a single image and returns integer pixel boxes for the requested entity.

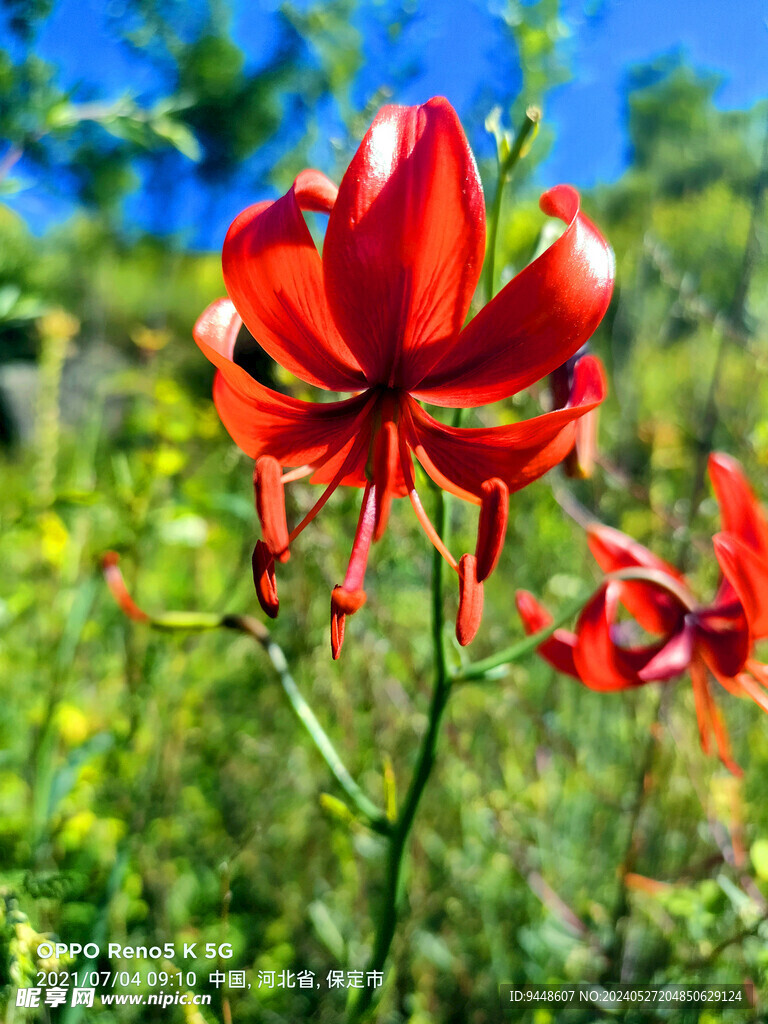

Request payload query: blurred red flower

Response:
[517,453,768,773]
[195,97,614,655]
[711,452,768,644]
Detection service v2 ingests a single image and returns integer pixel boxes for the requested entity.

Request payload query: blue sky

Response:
[4,0,768,246]
[543,0,768,184]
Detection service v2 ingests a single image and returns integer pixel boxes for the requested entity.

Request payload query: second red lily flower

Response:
[517,453,768,773]
[195,97,614,655]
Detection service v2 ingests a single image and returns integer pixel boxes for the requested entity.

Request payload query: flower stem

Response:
[347,491,453,1021]
[484,106,540,302]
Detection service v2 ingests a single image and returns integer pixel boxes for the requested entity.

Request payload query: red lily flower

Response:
[194,97,614,656]
[517,454,768,773]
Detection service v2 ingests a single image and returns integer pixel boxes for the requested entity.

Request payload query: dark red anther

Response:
[253,455,290,563]
[373,420,398,542]
[475,477,509,582]
[456,553,483,646]
[330,587,347,660]
[252,540,279,618]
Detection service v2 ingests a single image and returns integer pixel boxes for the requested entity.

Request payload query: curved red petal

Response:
[411,185,614,407]
[212,370,373,468]
[194,297,271,398]
[638,622,694,681]
[694,601,750,679]
[740,660,768,713]
[196,297,375,469]
[709,452,768,559]
[713,532,768,638]
[587,523,684,579]
[293,168,338,213]
[690,656,741,775]
[222,179,365,391]
[515,590,580,677]
[573,584,666,691]
[309,434,369,489]
[323,97,485,386]
[586,524,688,635]
[403,355,606,503]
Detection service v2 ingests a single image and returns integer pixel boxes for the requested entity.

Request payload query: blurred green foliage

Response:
[1,4,768,1021]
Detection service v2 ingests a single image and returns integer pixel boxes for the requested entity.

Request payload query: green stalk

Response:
[484,107,540,303]
[347,490,453,1021]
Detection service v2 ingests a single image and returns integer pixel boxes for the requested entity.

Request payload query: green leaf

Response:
[307,900,346,963]
[150,116,202,161]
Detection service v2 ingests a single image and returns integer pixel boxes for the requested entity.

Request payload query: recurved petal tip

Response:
[515,589,553,633]
[456,553,484,646]
[252,541,279,619]
[539,184,580,222]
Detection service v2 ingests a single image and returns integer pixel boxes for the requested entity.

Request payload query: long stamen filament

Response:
[288,434,369,544]
[282,465,313,483]
[285,393,379,545]
[397,429,458,572]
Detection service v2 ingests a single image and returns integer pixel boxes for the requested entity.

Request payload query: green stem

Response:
[484,107,540,303]
[347,491,453,1021]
